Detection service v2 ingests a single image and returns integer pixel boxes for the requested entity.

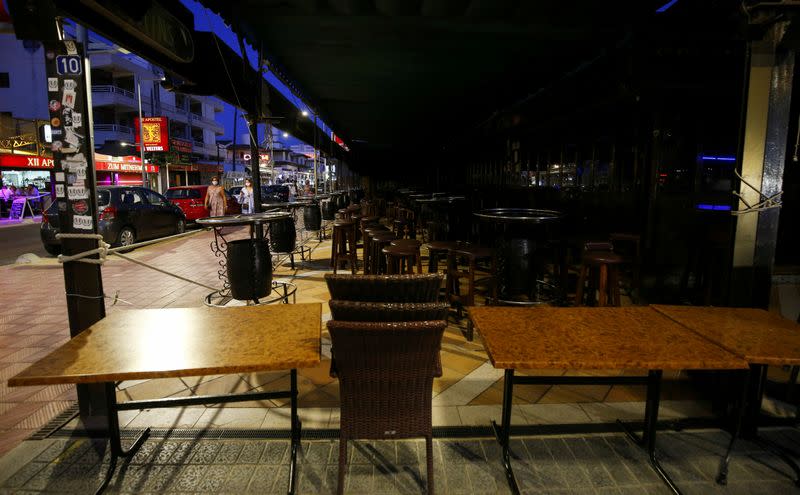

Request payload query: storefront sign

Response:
[96,161,159,173]
[170,138,192,154]
[134,116,169,151]
[169,163,222,173]
[0,154,55,169]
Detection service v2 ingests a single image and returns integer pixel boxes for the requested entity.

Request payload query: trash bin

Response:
[270,217,297,253]
[303,202,322,231]
[227,239,272,301]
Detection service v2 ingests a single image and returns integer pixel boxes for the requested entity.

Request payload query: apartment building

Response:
[0,31,225,192]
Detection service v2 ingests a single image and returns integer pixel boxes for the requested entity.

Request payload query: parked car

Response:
[165,185,240,222]
[40,186,186,255]
[228,185,288,204]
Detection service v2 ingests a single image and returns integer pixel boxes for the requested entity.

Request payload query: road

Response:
[0,220,52,265]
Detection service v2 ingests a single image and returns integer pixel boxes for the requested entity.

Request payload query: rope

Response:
[56,233,109,265]
[65,289,133,306]
[111,251,218,291]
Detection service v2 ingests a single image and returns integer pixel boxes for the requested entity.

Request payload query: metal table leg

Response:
[288,369,301,495]
[717,368,751,484]
[620,370,680,495]
[95,382,150,495]
[491,369,520,495]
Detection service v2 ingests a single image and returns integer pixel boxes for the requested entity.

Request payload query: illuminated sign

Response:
[96,160,159,173]
[171,138,192,154]
[0,154,55,169]
[243,153,270,162]
[134,116,170,152]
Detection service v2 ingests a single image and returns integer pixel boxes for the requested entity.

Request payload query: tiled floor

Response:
[0,219,798,472]
[2,428,800,493]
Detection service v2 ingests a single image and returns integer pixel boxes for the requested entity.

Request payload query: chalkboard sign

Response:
[9,197,26,220]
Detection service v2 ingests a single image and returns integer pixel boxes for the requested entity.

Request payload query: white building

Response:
[0,30,225,192]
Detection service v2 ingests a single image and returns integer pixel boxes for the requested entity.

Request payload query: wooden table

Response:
[652,305,800,486]
[468,306,747,495]
[9,303,322,495]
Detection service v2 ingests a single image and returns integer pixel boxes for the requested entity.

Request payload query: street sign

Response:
[55,55,82,75]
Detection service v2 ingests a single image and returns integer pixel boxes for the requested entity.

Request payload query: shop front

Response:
[165,162,223,188]
[95,154,160,188]
[0,153,54,191]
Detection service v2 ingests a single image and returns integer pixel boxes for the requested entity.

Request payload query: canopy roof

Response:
[197,0,739,165]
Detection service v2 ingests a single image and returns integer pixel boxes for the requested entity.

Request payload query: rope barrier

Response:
[55,233,109,265]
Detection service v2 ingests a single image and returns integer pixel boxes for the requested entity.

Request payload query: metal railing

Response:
[91,85,135,99]
[94,124,134,135]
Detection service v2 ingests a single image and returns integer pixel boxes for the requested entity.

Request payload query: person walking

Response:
[204,176,227,217]
[238,178,254,214]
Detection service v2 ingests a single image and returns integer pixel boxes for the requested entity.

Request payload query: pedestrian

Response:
[238,178,254,214]
[204,176,227,217]
[303,180,312,196]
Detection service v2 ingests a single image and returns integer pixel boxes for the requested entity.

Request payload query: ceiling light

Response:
[301,110,309,117]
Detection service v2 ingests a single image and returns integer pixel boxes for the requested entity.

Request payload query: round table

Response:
[474,208,565,305]
[197,212,295,305]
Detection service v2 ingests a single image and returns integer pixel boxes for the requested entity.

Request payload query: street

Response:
[0,219,51,265]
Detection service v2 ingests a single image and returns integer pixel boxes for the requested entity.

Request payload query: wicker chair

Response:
[324,274,443,302]
[329,301,449,321]
[327,320,446,495]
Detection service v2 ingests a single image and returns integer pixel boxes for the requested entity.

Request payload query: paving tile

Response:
[124,407,204,429]
[194,407,268,429]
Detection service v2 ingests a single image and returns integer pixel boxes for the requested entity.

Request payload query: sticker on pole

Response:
[67,185,88,199]
[55,55,82,75]
[73,215,93,230]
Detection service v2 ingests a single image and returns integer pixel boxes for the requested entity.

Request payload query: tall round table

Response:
[474,208,564,305]
[197,212,296,306]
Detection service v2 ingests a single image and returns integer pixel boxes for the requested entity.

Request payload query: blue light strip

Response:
[700,155,736,162]
[656,0,679,13]
[696,203,732,211]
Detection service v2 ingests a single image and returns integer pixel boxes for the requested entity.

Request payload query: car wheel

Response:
[176,218,186,235]
[43,244,61,256]
[118,227,136,250]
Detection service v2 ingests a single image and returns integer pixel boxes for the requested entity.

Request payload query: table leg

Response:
[288,369,301,495]
[717,368,751,484]
[491,369,520,495]
[96,382,150,495]
[740,364,800,486]
[619,370,680,495]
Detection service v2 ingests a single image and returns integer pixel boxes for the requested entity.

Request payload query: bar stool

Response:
[425,240,461,273]
[393,208,415,239]
[446,246,497,319]
[575,250,625,307]
[363,224,389,274]
[390,239,423,273]
[610,232,642,300]
[331,220,358,274]
[383,245,421,275]
[370,231,397,274]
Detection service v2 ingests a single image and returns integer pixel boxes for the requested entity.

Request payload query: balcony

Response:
[93,124,134,145]
[91,85,138,110]
[88,52,144,75]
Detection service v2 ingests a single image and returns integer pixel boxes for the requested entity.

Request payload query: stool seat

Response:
[452,246,493,260]
[334,220,356,227]
[584,241,614,251]
[583,251,625,265]
[391,239,422,249]
[425,240,460,251]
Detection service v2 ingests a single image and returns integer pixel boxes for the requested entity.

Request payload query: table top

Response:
[9,303,322,386]
[474,208,564,224]
[196,211,292,227]
[652,305,800,366]
[468,306,747,371]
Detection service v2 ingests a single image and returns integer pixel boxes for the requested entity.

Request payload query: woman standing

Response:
[238,178,255,214]
[204,176,227,217]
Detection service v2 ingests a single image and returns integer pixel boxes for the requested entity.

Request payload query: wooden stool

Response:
[383,245,421,274]
[425,240,461,273]
[390,239,423,273]
[446,246,497,318]
[393,207,415,239]
[363,225,390,274]
[331,220,358,274]
[610,232,641,300]
[371,232,397,274]
[575,250,625,306]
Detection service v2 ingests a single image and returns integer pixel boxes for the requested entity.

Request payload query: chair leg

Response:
[338,437,347,495]
[575,264,587,306]
[598,264,608,307]
[425,435,434,495]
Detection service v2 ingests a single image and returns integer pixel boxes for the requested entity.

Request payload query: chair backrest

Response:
[329,301,449,322]
[327,320,446,439]
[324,274,443,302]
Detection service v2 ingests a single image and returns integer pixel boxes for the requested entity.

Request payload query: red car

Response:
[165,185,241,222]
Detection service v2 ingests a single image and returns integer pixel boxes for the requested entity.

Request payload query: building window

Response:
[0,73,9,88]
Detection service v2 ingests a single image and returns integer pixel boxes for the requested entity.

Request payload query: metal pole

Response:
[313,114,318,194]
[136,77,147,188]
